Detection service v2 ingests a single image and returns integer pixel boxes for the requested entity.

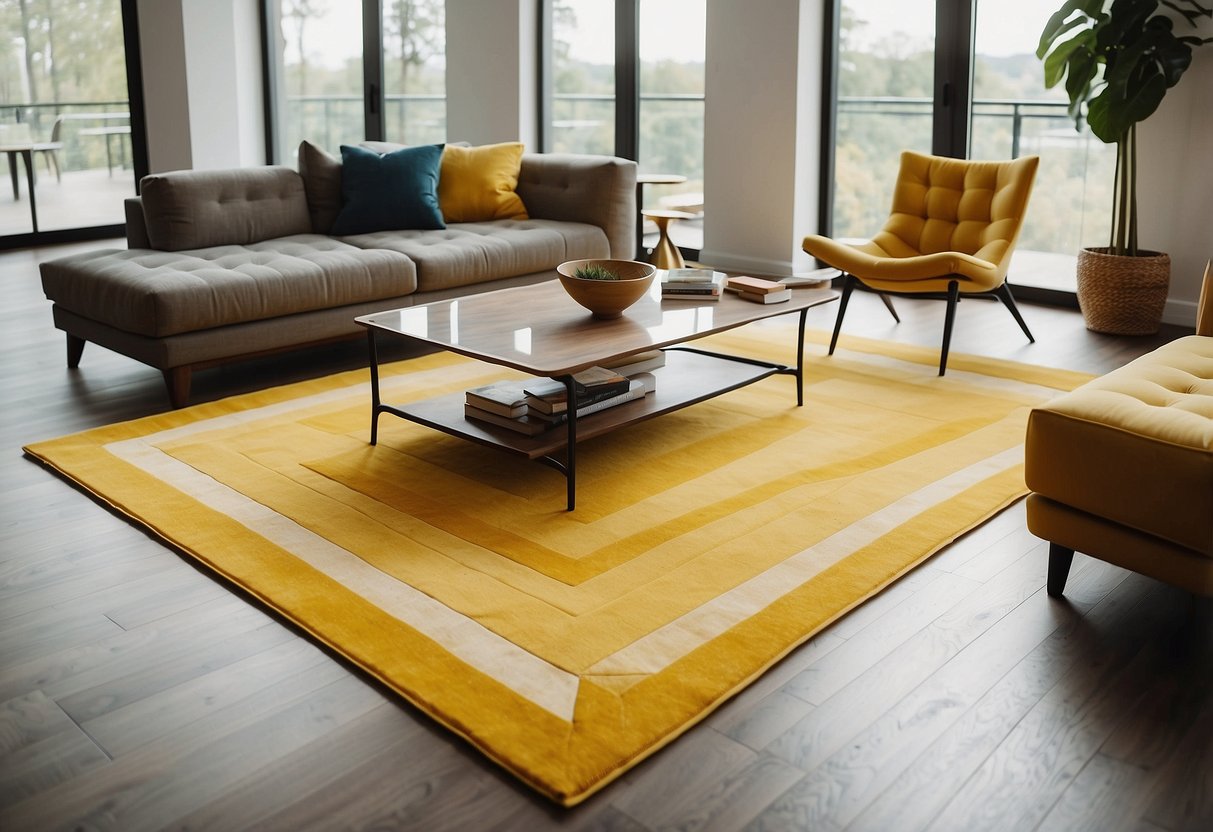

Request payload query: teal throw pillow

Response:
[330,143,445,235]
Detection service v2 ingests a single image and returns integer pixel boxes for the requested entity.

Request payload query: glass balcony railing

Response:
[0,100,133,236]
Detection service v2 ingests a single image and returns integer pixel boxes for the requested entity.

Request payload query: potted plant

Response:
[1037,0,1212,333]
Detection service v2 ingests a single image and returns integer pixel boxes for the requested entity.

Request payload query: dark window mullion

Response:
[932,0,974,158]
[614,0,639,162]
[363,0,385,141]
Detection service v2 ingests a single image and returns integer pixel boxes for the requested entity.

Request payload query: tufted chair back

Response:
[871,151,1039,280]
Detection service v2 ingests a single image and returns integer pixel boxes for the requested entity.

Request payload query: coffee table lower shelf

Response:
[372,348,802,509]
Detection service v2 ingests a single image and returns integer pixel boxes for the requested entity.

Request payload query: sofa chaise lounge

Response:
[1026,262,1213,598]
[40,149,636,407]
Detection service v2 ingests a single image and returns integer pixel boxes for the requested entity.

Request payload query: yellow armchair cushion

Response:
[438,142,529,223]
[803,151,1039,293]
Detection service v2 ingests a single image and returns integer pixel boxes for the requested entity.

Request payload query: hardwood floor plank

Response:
[778,571,982,708]
[164,700,426,831]
[704,633,842,738]
[841,573,1167,832]
[1139,680,1213,832]
[0,594,265,703]
[53,618,293,725]
[0,672,378,831]
[751,583,1077,830]
[612,729,805,832]
[0,693,110,806]
[769,549,1048,774]
[1035,753,1153,832]
[925,583,1190,832]
[79,637,335,757]
[253,727,540,832]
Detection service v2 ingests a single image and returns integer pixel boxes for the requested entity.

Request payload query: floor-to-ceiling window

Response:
[265,0,447,164]
[544,0,705,254]
[0,0,141,244]
[827,0,1114,293]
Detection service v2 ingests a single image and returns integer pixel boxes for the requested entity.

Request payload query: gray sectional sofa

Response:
[41,151,636,407]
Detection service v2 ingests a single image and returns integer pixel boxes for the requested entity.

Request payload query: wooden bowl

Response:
[557,259,658,319]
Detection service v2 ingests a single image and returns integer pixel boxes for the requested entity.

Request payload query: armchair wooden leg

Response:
[939,280,960,376]
[877,293,900,322]
[1047,542,1075,597]
[994,281,1035,343]
[828,274,857,356]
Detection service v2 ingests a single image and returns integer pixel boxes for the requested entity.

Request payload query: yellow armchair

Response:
[804,151,1040,374]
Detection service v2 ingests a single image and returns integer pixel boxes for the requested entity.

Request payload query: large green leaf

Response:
[1064,50,1101,126]
[1088,70,1166,140]
[1037,0,1105,57]
[1096,0,1157,53]
[1044,30,1097,86]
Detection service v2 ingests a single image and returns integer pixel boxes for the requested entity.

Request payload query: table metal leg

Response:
[795,307,808,406]
[562,375,578,511]
[6,153,17,201]
[367,331,382,445]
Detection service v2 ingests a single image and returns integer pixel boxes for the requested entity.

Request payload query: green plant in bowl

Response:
[573,264,621,281]
[556,259,658,319]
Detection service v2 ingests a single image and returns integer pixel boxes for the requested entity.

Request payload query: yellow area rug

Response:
[24,327,1089,805]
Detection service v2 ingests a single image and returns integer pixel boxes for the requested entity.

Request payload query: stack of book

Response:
[661,268,725,301]
[724,275,793,304]
[463,366,656,435]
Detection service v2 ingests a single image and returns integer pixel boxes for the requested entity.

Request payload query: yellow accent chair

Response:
[1026,261,1213,598]
[803,150,1040,375]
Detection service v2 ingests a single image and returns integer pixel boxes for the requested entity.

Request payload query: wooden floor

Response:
[1,241,1208,832]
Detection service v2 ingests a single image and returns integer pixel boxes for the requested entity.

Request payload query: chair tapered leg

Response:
[939,280,960,376]
[828,274,857,356]
[994,281,1034,343]
[1047,542,1075,597]
[877,293,900,322]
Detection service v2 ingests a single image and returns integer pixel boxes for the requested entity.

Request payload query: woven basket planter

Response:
[1076,247,1170,335]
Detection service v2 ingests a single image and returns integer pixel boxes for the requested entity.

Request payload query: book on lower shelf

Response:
[464,379,530,418]
[464,374,655,434]
[462,405,557,436]
[522,366,630,407]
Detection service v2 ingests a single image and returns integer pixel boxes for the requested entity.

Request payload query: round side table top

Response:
[641,208,699,220]
[637,173,688,186]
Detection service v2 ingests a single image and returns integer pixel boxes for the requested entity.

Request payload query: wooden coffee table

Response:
[356,278,838,510]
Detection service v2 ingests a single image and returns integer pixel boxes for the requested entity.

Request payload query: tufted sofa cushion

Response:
[41,236,415,338]
[1025,335,1213,556]
[140,166,313,252]
[339,219,609,291]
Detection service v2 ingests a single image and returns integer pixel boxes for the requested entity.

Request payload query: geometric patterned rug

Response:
[24,326,1089,804]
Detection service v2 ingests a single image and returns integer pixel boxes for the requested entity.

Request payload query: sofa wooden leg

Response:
[163,367,192,409]
[67,333,85,368]
[1047,543,1075,597]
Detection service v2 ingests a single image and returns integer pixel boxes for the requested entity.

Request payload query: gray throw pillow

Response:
[297,140,343,234]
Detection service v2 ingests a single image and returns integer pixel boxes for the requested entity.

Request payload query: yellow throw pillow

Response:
[438,142,529,223]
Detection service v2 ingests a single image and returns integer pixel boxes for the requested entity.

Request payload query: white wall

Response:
[1138,45,1213,326]
[136,0,191,173]
[137,0,265,172]
[701,0,824,277]
[445,0,538,148]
